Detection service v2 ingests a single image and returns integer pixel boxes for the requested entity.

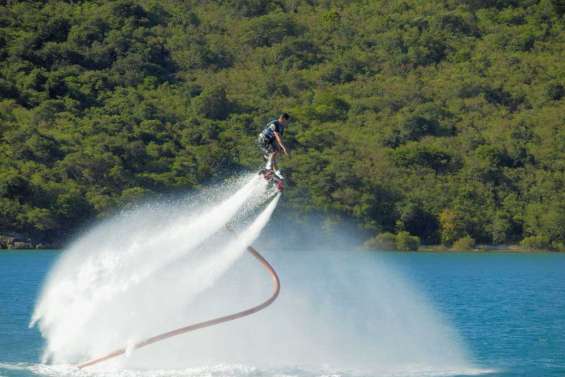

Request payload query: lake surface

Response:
[0,251,564,377]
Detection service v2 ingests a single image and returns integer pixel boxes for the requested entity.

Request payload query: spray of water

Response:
[120,245,481,376]
[170,194,281,305]
[31,174,278,364]
[29,173,487,376]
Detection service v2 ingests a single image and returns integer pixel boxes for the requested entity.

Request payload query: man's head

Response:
[278,112,290,126]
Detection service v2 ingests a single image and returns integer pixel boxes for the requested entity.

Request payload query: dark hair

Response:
[280,112,290,120]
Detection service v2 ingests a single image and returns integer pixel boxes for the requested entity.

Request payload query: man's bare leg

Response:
[271,151,284,179]
[266,151,278,170]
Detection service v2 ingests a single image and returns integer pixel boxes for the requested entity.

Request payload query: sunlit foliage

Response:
[1,0,564,249]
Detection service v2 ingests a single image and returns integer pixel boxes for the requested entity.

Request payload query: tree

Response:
[192,86,233,120]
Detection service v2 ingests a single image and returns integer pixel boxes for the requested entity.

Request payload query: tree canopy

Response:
[1,0,564,249]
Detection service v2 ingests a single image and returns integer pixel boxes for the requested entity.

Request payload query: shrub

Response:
[240,13,297,47]
[392,143,461,174]
[276,38,322,70]
[520,235,551,250]
[396,202,440,244]
[452,235,476,250]
[546,83,565,101]
[395,231,420,251]
[552,242,565,252]
[524,203,565,248]
[439,208,466,246]
[363,232,396,250]
[310,92,350,122]
[192,86,232,120]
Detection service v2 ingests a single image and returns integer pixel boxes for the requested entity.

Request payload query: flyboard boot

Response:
[259,168,284,192]
[259,153,284,191]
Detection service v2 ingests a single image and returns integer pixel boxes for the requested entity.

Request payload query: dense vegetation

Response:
[1,0,564,249]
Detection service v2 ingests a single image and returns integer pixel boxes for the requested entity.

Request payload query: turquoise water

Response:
[382,252,565,377]
[1,250,564,376]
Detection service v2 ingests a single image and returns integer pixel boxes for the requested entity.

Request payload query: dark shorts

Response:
[257,134,276,154]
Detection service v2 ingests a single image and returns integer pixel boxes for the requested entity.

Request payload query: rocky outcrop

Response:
[0,233,56,249]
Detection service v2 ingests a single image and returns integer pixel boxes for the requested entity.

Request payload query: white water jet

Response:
[164,194,281,307]
[31,174,275,364]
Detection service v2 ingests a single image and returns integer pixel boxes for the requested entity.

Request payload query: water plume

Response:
[31,174,276,364]
[30,173,484,376]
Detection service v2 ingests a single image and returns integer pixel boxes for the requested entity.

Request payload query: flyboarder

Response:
[257,113,290,180]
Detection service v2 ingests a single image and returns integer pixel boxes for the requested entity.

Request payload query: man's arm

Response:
[273,132,288,155]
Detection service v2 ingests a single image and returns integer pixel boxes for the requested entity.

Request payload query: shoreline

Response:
[1,245,562,253]
[416,244,563,253]
[0,247,61,252]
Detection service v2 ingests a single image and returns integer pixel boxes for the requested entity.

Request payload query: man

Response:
[257,113,289,179]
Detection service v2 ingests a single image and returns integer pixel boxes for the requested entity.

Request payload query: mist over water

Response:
[30,173,483,376]
[130,248,478,375]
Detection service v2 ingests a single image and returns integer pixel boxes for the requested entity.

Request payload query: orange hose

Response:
[77,228,280,369]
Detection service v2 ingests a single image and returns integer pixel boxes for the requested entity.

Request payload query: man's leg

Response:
[258,134,271,162]
[266,150,278,170]
[272,149,284,179]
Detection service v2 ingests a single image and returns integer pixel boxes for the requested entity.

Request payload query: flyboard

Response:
[77,225,280,369]
[259,169,284,192]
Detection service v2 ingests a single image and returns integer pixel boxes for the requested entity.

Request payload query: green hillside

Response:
[1,0,564,249]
